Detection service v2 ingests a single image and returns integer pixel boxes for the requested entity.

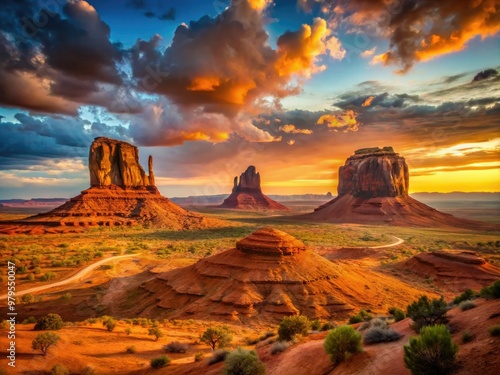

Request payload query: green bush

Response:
[480,280,500,299]
[323,325,362,365]
[488,325,500,336]
[363,327,402,344]
[461,331,473,343]
[348,310,372,324]
[310,319,321,331]
[27,273,35,281]
[406,296,447,331]
[459,300,476,311]
[103,318,116,332]
[388,307,406,322]
[34,314,64,331]
[403,324,458,375]
[50,364,69,375]
[22,316,37,324]
[277,315,310,341]
[124,327,132,335]
[453,289,475,305]
[222,348,266,375]
[201,326,233,350]
[41,271,56,281]
[32,332,60,356]
[164,341,188,353]
[194,352,204,362]
[321,322,336,331]
[148,327,164,341]
[150,355,170,369]
[21,293,35,304]
[208,349,230,365]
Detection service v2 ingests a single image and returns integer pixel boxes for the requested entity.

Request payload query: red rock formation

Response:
[297,147,494,228]
[219,166,288,210]
[0,137,222,233]
[126,227,432,323]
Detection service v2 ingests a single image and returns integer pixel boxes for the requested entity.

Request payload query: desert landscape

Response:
[1,1,499,375]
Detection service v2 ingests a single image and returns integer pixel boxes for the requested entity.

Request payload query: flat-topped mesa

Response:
[338,146,409,198]
[234,165,261,192]
[236,227,306,256]
[89,137,155,188]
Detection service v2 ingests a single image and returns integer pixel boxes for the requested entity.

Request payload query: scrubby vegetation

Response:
[362,319,402,344]
[222,348,266,375]
[323,325,362,365]
[201,326,233,350]
[459,300,476,311]
[388,307,406,322]
[148,327,164,341]
[480,280,500,299]
[404,324,458,375]
[32,332,60,356]
[194,352,204,362]
[406,296,447,331]
[453,289,475,305]
[50,364,69,375]
[164,341,188,353]
[150,355,170,369]
[278,315,310,341]
[348,309,372,324]
[34,314,64,331]
[488,325,500,336]
[461,331,473,343]
[270,341,289,355]
[208,349,230,365]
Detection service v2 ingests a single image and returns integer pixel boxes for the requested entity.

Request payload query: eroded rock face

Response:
[234,165,261,192]
[89,137,155,187]
[337,147,409,198]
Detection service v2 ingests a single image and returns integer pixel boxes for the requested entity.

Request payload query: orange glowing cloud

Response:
[361,96,375,107]
[317,110,359,132]
[280,124,313,134]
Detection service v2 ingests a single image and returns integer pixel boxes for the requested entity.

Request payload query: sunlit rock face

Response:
[89,137,154,188]
[337,147,409,198]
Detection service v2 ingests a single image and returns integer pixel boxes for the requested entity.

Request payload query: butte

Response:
[219,166,288,210]
[0,137,221,233]
[296,147,494,228]
[126,227,431,323]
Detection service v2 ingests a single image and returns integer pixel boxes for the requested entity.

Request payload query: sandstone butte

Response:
[126,227,434,323]
[297,147,496,229]
[0,137,221,233]
[219,165,288,210]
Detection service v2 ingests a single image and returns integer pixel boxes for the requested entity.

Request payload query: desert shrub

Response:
[18,265,28,274]
[81,366,95,375]
[34,267,42,274]
[22,316,37,324]
[388,307,406,322]
[126,346,136,354]
[349,310,372,324]
[459,300,476,311]
[21,293,35,304]
[222,348,266,375]
[310,319,321,331]
[41,271,56,281]
[201,326,233,350]
[164,341,188,353]
[61,292,72,301]
[453,289,475,305]
[323,325,363,365]
[363,327,402,344]
[259,331,275,341]
[488,325,500,336]
[103,318,116,332]
[150,355,170,369]
[270,341,288,355]
[277,315,310,341]
[194,352,204,362]
[27,273,35,281]
[480,280,500,299]
[32,332,60,356]
[403,324,458,375]
[406,296,448,331]
[34,314,63,330]
[148,327,164,341]
[321,322,336,331]
[209,349,230,365]
[461,331,473,343]
[50,364,69,375]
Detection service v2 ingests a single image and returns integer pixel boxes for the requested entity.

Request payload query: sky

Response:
[0,0,499,199]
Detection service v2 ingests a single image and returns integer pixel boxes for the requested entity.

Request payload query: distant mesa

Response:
[297,147,494,228]
[219,166,288,210]
[0,137,221,233]
[126,227,431,322]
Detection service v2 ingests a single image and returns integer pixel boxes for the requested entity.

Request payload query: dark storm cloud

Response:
[472,68,498,82]
[0,113,129,170]
[335,92,420,109]
[0,0,127,114]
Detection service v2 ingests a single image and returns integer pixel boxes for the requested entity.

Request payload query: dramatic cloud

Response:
[361,96,375,107]
[0,0,127,114]
[279,124,313,134]
[300,0,500,73]
[317,110,359,132]
[130,0,338,145]
[473,68,498,82]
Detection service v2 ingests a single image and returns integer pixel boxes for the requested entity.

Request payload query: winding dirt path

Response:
[368,235,404,249]
[0,254,139,300]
